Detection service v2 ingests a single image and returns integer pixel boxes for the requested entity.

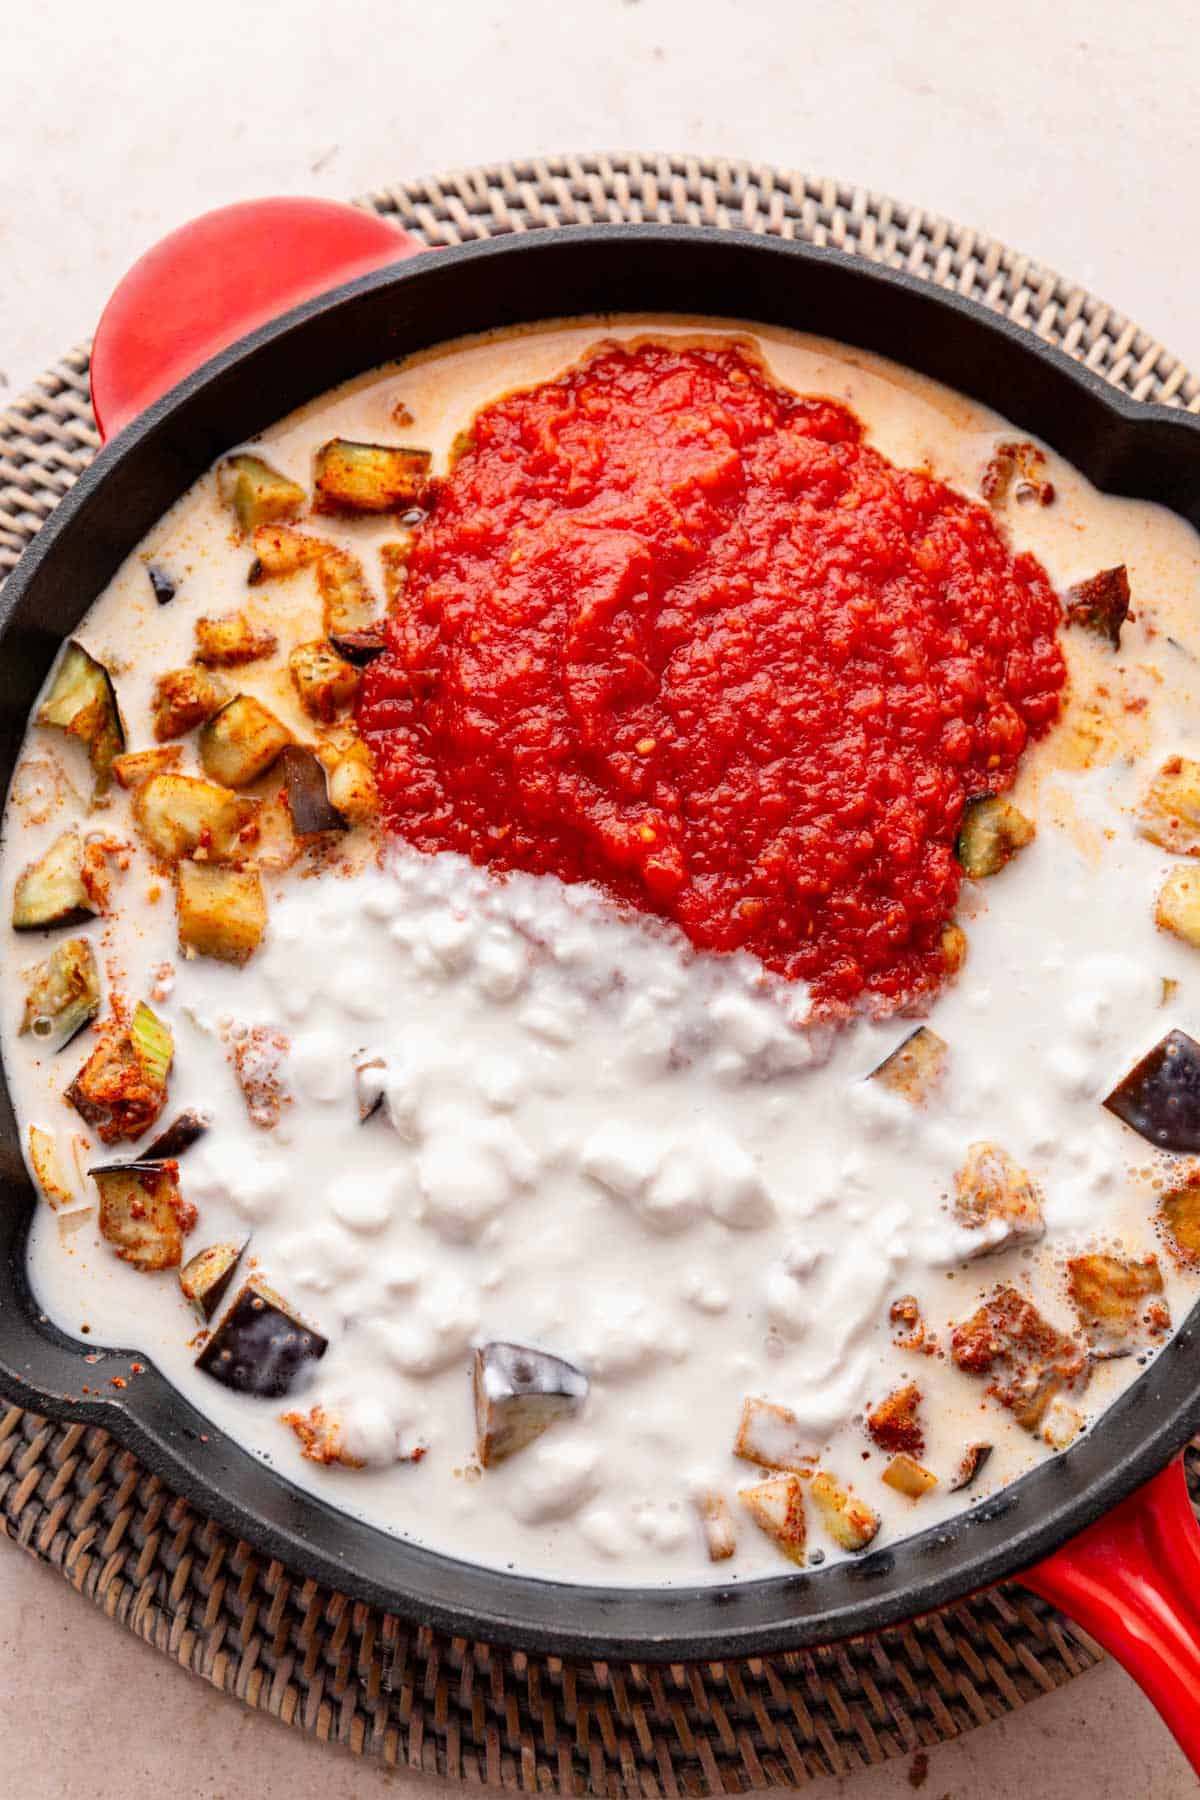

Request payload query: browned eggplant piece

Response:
[92,1158,194,1270]
[314,439,432,515]
[325,744,378,822]
[1103,1029,1200,1153]
[329,627,388,665]
[739,1473,807,1565]
[143,1109,211,1160]
[194,610,279,668]
[19,935,101,1051]
[1138,756,1200,854]
[949,1442,993,1492]
[810,1471,880,1550]
[288,640,360,722]
[11,830,101,932]
[247,522,331,584]
[473,1341,589,1466]
[37,641,125,792]
[866,1382,924,1457]
[27,1125,79,1211]
[134,773,259,864]
[1067,1251,1169,1356]
[869,1027,947,1103]
[152,666,229,741]
[147,564,176,605]
[956,795,1035,877]
[112,745,183,789]
[196,1279,327,1397]
[1156,865,1200,950]
[693,1488,737,1562]
[199,694,291,788]
[217,454,305,533]
[733,1396,812,1473]
[179,1239,246,1320]
[953,1141,1044,1257]
[278,745,347,835]
[1065,564,1131,649]
[1160,1172,1200,1266]
[67,1003,173,1144]
[176,862,267,965]
[951,1286,1089,1432]
[881,1453,938,1499]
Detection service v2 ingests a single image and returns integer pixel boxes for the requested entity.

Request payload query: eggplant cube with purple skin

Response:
[1103,1029,1200,1153]
[473,1342,588,1466]
[179,1240,247,1322]
[196,1280,327,1397]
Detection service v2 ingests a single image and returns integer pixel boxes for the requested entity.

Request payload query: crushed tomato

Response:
[358,342,1066,1012]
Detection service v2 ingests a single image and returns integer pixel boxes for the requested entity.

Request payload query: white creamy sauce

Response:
[3,314,1200,1584]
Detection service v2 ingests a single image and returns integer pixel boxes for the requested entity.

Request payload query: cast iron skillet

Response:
[3,200,1200,1764]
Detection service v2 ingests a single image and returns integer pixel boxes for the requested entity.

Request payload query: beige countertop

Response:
[3,0,1200,1793]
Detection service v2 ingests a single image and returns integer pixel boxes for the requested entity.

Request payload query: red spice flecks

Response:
[358,342,1066,1011]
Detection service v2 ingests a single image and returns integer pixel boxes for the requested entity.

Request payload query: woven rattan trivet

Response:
[3,153,1199,1793]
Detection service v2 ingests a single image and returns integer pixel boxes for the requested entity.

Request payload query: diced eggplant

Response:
[19,936,101,1051]
[282,1405,369,1466]
[288,640,360,723]
[196,1279,327,1397]
[869,1027,947,1103]
[1067,1251,1168,1356]
[147,564,176,605]
[881,1453,938,1499]
[143,1108,211,1160]
[948,1442,993,1492]
[316,546,384,653]
[354,1054,387,1121]
[733,1396,811,1473]
[1156,865,1200,950]
[152,666,229,740]
[953,1141,1044,1257]
[232,1025,290,1127]
[199,695,291,789]
[177,862,267,965]
[693,1488,737,1562]
[941,921,968,974]
[194,610,278,668]
[179,1239,246,1320]
[247,523,331,584]
[218,454,306,534]
[11,831,100,931]
[1138,756,1200,854]
[738,1473,806,1565]
[326,745,378,823]
[1040,1395,1084,1448]
[473,1341,589,1466]
[329,627,388,665]
[37,640,125,792]
[380,533,416,604]
[92,1158,193,1270]
[866,1382,924,1457]
[66,1002,172,1144]
[1160,1172,1200,1266]
[134,773,258,864]
[950,1285,1089,1431]
[112,745,183,788]
[250,792,300,872]
[1065,564,1131,649]
[313,439,431,515]
[1103,1029,1200,1153]
[279,745,347,835]
[27,1124,78,1211]
[955,795,1035,877]
[810,1471,880,1550]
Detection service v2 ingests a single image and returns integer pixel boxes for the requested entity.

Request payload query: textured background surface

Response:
[3,1,1200,1793]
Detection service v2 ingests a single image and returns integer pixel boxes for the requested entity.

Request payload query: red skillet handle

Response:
[90,197,424,442]
[1022,1454,1200,1772]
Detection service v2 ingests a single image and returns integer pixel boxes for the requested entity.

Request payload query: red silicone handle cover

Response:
[90,197,423,441]
[1022,1455,1200,1773]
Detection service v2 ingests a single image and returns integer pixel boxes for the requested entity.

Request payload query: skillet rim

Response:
[2,222,1200,1659]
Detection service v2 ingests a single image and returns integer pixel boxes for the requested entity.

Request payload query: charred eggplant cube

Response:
[197,1280,327,1397]
[1104,1029,1200,1153]
[314,439,431,515]
[474,1341,588,1466]
[179,1240,247,1321]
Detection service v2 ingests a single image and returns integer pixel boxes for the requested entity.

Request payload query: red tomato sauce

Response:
[358,341,1066,1011]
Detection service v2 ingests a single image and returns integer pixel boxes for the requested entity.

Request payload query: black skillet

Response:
[3,198,1200,1769]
